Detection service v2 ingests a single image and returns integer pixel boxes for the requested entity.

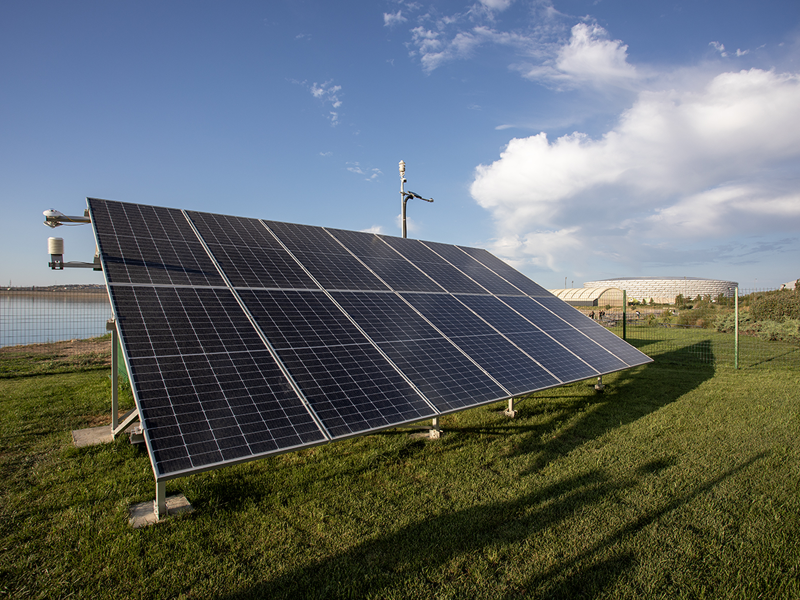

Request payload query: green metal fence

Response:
[609,287,800,369]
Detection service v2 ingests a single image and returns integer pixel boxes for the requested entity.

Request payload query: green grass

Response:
[1,354,798,599]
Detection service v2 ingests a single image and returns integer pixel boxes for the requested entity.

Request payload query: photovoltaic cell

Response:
[327,229,444,293]
[329,291,507,411]
[238,288,435,437]
[534,297,651,366]
[455,294,600,383]
[265,221,390,291]
[90,200,225,287]
[502,296,629,372]
[107,284,325,477]
[88,197,651,483]
[187,211,317,290]
[380,237,487,294]
[420,241,523,296]
[456,246,552,297]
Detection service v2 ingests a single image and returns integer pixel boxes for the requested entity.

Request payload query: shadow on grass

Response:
[450,342,715,476]
[218,451,767,600]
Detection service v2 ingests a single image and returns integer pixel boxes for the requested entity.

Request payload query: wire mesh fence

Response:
[1,284,797,378]
[575,287,800,369]
[0,286,114,377]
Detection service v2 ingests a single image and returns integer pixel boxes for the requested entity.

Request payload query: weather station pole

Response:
[399,160,433,239]
[398,160,440,437]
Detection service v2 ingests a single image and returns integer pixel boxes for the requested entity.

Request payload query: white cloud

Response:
[308,80,343,126]
[360,225,386,234]
[311,81,342,108]
[710,41,727,57]
[471,68,800,273]
[384,10,407,27]
[519,23,639,89]
[347,163,382,181]
[478,0,514,11]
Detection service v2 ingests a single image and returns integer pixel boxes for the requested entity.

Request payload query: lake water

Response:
[0,293,114,348]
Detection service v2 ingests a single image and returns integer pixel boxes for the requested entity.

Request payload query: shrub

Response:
[678,306,716,328]
[750,292,800,323]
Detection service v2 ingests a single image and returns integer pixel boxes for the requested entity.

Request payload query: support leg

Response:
[110,320,119,431]
[428,416,441,439]
[504,397,517,418]
[594,376,605,392]
[154,481,166,520]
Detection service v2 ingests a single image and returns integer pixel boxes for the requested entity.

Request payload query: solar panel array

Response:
[88,198,651,481]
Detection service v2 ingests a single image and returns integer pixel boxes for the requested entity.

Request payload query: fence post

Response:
[734,287,739,370]
[622,290,627,340]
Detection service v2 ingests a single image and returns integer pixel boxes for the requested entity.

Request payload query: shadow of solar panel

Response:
[456,246,552,297]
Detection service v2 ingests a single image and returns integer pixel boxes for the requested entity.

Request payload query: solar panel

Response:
[87,197,651,486]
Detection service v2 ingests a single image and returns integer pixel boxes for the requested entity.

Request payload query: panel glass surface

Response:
[443,333,559,394]
[456,294,599,382]
[502,296,628,372]
[456,246,552,297]
[239,289,434,437]
[420,241,523,296]
[400,293,498,338]
[89,199,225,287]
[188,211,317,289]
[275,343,435,438]
[331,291,507,411]
[535,297,651,366]
[108,284,325,477]
[379,338,507,412]
[327,229,443,293]
[265,221,389,291]
[380,237,487,294]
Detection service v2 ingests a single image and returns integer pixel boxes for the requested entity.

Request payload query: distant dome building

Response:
[582,277,738,304]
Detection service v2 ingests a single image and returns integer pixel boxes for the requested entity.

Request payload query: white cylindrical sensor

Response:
[48,237,64,255]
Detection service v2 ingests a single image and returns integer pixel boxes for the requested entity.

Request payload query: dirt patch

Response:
[0,336,112,359]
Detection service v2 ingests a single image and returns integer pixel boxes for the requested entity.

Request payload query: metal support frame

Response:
[594,376,605,392]
[107,319,139,438]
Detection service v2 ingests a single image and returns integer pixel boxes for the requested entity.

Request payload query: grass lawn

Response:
[1,348,798,599]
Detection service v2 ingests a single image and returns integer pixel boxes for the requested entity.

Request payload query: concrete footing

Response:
[71,425,113,448]
[129,494,193,528]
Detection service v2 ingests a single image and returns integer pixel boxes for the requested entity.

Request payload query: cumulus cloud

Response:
[521,23,639,88]
[471,68,800,273]
[360,225,386,234]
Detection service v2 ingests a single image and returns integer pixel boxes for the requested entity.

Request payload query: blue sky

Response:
[2,0,799,290]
